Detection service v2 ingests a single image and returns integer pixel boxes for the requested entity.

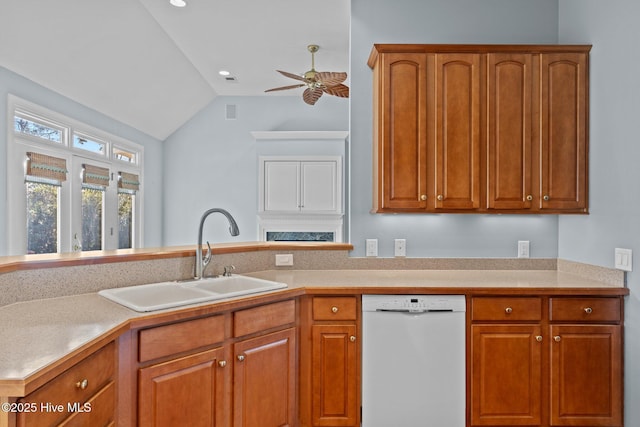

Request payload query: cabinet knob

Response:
[535,336,543,342]
[505,307,513,314]
[350,335,356,342]
[437,195,443,201]
[76,379,88,390]
[331,306,339,313]
[554,336,562,342]
[218,360,227,368]
[420,194,427,201]
[584,307,593,314]
[237,354,245,362]
[526,195,533,201]
[543,195,550,201]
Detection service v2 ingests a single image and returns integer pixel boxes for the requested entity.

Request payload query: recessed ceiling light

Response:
[218,70,231,76]
[170,0,186,7]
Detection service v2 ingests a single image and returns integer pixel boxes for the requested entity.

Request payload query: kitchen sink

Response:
[98,275,287,312]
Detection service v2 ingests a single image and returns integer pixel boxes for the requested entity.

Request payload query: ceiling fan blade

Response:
[276,70,306,82]
[315,71,347,86]
[264,84,305,93]
[303,87,323,105]
[322,83,350,98]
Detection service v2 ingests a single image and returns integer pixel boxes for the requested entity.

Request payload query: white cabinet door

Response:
[261,157,342,214]
[264,161,300,211]
[301,161,338,212]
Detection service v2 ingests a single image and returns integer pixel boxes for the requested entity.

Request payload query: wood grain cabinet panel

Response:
[233,328,296,427]
[369,44,590,214]
[138,347,226,427]
[373,52,428,211]
[17,342,116,427]
[471,324,543,426]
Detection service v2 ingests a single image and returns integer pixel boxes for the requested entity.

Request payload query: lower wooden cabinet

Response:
[300,296,360,427]
[138,347,226,427]
[134,299,297,427]
[233,328,297,427]
[470,296,623,427]
[16,341,116,427]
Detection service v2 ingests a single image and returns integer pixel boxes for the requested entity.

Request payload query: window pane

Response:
[14,115,62,143]
[113,147,137,164]
[74,134,106,155]
[82,187,104,251]
[118,192,134,249]
[26,182,59,254]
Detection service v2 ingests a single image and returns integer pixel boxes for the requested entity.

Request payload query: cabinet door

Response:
[233,328,296,427]
[540,52,588,212]
[301,161,339,212]
[375,52,428,210]
[264,161,301,211]
[550,325,622,426]
[470,324,542,426]
[487,53,533,210]
[138,347,227,427]
[433,53,481,210]
[311,325,358,427]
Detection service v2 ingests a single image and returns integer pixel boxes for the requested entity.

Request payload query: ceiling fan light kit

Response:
[265,44,349,105]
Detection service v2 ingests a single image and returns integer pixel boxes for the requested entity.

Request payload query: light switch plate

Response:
[275,253,294,266]
[366,239,378,257]
[614,248,632,271]
[394,239,406,257]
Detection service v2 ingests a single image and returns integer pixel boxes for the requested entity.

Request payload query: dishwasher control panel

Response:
[362,295,466,313]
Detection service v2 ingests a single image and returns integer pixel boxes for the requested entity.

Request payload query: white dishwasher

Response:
[362,294,466,427]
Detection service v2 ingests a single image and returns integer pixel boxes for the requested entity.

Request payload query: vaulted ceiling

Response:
[0,0,350,140]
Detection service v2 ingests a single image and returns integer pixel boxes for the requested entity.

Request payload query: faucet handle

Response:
[223,265,236,277]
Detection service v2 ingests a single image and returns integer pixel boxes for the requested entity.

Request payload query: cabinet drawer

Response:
[139,315,225,362]
[472,297,542,321]
[313,296,357,321]
[58,381,115,427]
[17,342,115,427]
[550,297,621,323]
[234,299,296,337]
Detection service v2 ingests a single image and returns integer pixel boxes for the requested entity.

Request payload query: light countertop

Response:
[0,269,628,396]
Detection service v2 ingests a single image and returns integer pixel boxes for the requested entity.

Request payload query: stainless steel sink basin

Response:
[98,275,287,312]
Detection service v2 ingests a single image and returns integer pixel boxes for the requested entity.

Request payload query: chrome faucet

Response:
[195,208,240,279]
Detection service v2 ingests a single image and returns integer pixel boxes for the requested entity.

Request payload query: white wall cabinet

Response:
[260,156,342,214]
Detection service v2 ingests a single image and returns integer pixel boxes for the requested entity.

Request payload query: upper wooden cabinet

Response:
[369,44,591,214]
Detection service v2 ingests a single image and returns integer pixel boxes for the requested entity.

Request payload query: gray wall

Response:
[162,95,349,246]
[558,0,640,424]
[0,67,164,254]
[349,0,560,257]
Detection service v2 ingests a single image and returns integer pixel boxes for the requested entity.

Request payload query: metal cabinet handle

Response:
[543,195,550,201]
[554,336,561,342]
[526,195,533,201]
[437,195,443,201]
[535,336,543,342]
[350,335,356,342]
[76,379,88,390]
[420,194,427,201]
[218,360,227,368]
[237,354,245,362]
[584,307,593,314]
[505,307,513,314]
[331,306,339,313]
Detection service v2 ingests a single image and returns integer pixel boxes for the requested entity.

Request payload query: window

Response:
[7,95,144,255]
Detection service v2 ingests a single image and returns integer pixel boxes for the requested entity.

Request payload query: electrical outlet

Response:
[366,239,378,257]
[614,248,632,272]
[518,241,530,258]
[394,239,406,257]
[275,253,293,266]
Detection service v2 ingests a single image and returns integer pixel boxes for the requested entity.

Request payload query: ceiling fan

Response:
[265,44,349,105]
